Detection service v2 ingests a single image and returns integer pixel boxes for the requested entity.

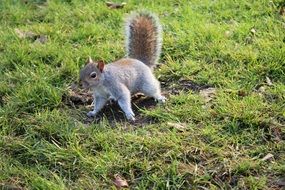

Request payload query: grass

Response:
[0,0,284,189]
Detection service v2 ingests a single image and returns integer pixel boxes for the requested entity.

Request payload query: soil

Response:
[62,79,211,126]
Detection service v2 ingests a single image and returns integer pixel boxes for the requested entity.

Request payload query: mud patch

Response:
[62,84,93,107]
[62,84,158,126]
[161,78,212,95]
[86,95,158,126]
[63,79,212,126]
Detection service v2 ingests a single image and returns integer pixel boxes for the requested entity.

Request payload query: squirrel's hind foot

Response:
[87,111,96,117]
[125,112,136,121]
[156,95,166,104]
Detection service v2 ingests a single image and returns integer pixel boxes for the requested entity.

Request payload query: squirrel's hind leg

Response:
[141,79,166,103]
[118,96,135,121]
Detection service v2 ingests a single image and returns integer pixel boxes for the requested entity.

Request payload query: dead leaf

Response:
[106,2,126,9]
[167,122,187,131]
[62,83,93,107]
[178,162,204,175]
[261,153,274,161]
[35,35,48,44]
[250,28,256,35]
[258,86,266,93]
[224,30,231,37]
[15,29,37,39]
[15,29,48,44]
[199,88,216,103]
[266,76,273,86]
[113,174,128,189]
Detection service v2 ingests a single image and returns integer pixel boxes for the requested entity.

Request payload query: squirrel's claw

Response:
[87,111,96,117]
[157,96,166,104]
[126,112,135,121]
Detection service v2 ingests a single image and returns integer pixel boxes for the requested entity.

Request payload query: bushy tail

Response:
[125,11,162,68]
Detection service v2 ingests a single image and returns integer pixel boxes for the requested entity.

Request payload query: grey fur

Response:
[80,11,165,121]
[81,58,165,121]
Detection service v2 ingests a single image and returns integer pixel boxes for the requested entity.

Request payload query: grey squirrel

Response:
[79,11,166,121]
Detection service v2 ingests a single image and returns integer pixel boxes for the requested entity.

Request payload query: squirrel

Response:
[79,11,166,121]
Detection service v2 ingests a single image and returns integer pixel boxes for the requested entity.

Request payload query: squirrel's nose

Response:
[80,81,89,89]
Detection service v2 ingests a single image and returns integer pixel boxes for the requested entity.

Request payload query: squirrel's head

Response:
[79,57,105,89]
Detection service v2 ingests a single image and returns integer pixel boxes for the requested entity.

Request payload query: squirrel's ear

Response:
[97,60,105,72]
[86,56,93,64]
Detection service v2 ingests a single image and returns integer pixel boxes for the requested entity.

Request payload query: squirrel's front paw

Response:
[126,113,135,121]
[157,96,166,103]
[87,111,96,117]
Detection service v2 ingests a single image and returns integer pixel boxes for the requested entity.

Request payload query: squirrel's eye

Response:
[90,72,97,78]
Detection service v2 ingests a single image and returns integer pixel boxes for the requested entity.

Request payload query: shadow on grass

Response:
[62,79,212,126]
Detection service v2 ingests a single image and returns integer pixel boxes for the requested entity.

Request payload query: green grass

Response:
[0,0,285,189]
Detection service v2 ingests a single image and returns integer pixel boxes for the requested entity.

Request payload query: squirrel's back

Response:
[103,58,155,93]
[125,11,162,68]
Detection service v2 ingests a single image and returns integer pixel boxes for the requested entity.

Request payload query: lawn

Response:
[0,0,284,189]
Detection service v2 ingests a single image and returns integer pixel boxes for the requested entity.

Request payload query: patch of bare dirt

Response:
[161,78,212,95]
[106,2,126,9]
[15,29,48,44]
[62,83,93,107]
[62,84,158,126]
[89,95,158,126]
[63,79,212,126]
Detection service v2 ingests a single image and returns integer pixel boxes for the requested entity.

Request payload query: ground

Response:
[0,0,285,189]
